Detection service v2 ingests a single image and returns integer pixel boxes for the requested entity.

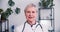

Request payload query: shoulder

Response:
[14,23,24,32]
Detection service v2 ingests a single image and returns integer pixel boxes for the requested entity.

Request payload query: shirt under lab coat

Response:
[14,20,51,32]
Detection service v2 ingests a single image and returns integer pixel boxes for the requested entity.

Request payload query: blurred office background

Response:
[0,0,60,32]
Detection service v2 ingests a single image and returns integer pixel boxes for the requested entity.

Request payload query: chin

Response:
[28,19,34,22]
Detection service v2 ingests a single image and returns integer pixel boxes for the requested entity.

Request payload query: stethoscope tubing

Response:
[22,22,43,32]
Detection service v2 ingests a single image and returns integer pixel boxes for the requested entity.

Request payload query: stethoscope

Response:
[22,21,44,32]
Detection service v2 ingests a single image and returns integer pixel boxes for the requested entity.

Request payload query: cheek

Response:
[25,13,29,18]
[33,13,37,18]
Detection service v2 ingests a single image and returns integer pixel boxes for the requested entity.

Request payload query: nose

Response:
[29,12,32,16]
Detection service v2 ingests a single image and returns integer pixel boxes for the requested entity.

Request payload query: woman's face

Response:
[25,7,37,22]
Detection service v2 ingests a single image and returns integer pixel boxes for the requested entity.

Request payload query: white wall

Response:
[54,0,60,32]
[0,0,60,32]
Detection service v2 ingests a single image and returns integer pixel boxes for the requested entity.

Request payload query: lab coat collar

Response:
[26,21,38,28]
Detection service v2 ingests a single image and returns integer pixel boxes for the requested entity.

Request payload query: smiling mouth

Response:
[29,17,33,19]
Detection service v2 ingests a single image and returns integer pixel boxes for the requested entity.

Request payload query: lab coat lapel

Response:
[23,22,33,32]
[35,25,43,32]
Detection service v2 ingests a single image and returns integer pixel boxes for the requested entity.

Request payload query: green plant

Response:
[0,9,3,14]
[1,0,20,20]
[15,7,20,14]
[39,0,54,8]
[1,0,15,20]
[8,0,15,6]
[1,8,13,20]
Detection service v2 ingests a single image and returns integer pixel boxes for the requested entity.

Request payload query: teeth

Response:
[29,17,33,18]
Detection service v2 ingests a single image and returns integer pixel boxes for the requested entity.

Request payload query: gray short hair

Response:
[24,3,37,13]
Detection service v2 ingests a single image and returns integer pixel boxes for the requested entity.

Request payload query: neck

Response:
[27,20,36,26]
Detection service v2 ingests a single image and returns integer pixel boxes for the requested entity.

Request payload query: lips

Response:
[28,17,33,19]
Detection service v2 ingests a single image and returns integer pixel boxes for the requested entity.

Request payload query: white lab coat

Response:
[14,20,51,32]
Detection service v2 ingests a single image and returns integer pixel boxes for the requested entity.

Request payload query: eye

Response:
[32,11,35,13]
[26,11,30,13]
